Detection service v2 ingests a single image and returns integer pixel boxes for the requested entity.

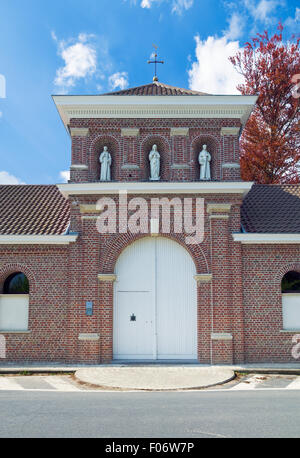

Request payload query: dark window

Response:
[3,272,29,294]
[281,271,300,293]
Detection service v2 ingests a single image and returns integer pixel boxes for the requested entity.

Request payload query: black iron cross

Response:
[148,45,164,82]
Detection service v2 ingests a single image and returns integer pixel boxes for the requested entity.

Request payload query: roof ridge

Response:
[100,81,210,96]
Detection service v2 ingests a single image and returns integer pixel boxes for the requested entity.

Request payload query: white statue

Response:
[198,145,211,181]
[99,146,112,181]
[149,145,160,181]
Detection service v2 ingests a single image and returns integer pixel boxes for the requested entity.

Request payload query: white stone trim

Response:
[70,127,90,137]
[121,164,140,170]
[58,181,253,197]
[170,128,189,136]
[171,164,190,170]
[209,215,229,220]
[222,163,240,169]
[232,233,300,244]
[211,333,233,340]
[207,203,232,214]
[80,204,102,214]
[70,164,89,171]
[53,95,258,132]
[150,218,159,236]
[81,216,99,220]
[121,128,140,137]
[98,274,117,282]
[0,330,32,334]
[78,333,100,341]
[194,274,212,283]
[220,127,240,136]
[0,235,78,245]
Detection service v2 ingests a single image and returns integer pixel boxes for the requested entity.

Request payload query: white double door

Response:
[113,237,197,360]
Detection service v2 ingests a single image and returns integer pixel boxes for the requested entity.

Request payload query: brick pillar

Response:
[120,129,141,181]
[67,201,83,363]
[230,203,245,363]
[195,274,212,364]
[208,203,233,365]
[220,127,241,181]
[69,128,90,183]
[76,217,101,364]
[170,128,190,181]
[98,274,116,363]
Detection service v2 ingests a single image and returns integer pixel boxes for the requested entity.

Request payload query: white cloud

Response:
[224,12,245,40]
[171,0,193,15]
[188,35,244,95]
[0,171,25,185]
[141,0,154,7]
[285,7,300,29]
[59,171,70,183]
[243,0,284,23]
[108,72,129,91]
[52,33,97,93]
[131,0,193,14]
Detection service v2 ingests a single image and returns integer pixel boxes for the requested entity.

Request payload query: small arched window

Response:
[281,271,300,293]
[3,272,29,294]
[282,271,300,331]
[0,272,30,332]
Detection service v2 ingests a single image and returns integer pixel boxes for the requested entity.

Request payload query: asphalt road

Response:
[0,390,299,438]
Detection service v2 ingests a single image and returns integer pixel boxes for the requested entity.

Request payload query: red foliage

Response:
[230,25,300,183]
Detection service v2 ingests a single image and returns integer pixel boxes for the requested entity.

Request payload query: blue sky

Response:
[0,0,299,185]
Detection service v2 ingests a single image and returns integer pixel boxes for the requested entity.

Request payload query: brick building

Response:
[0,81,300,364]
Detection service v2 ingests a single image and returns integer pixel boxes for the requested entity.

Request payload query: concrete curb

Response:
[74,367,236,391]
[235,369,300,376]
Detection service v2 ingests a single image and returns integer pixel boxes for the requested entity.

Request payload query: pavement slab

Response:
[75,366,235,390]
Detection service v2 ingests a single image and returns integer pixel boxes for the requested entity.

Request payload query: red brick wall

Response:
[0,246,70,362]
[67,193,244,364]
[69,118,241,183]
[242,245,300,362]
[2,199,299,364]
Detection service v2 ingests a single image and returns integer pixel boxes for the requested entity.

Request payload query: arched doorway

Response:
[113,237,197,360]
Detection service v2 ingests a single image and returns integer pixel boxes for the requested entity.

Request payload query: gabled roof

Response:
[0,185,70,235]
[241,184,300,233]
[101,81,210,96]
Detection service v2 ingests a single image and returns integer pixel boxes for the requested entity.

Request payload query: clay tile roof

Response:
[101,81,210,96]
[241,184,300,233]
[0,185,70,235]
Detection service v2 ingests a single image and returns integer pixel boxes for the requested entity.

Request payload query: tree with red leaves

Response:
[230,25,300,184]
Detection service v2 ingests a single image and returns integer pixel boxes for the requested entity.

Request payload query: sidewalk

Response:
[0,362,299,391]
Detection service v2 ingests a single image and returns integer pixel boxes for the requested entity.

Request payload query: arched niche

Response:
[190,135,220,181]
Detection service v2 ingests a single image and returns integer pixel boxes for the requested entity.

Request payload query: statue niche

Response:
[149,144,160,181]
[99,146,112,181]
[198,145,211,181]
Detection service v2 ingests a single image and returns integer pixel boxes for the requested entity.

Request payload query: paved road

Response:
[0,388,300,437]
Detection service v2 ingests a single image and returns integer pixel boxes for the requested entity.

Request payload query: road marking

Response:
[43,376,81,392]
[230,375,267,390]
[0,377,23,391]
[285,377,300,390]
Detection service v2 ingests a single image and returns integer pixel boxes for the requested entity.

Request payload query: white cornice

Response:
[233,233,300,244]
[58,181,253,198]
[52,95,258,132]
[0,235,78,245]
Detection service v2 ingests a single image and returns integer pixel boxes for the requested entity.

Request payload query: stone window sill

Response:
[280,330,300,333]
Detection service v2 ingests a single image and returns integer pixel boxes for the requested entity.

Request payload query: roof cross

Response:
[148,45,164,82]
